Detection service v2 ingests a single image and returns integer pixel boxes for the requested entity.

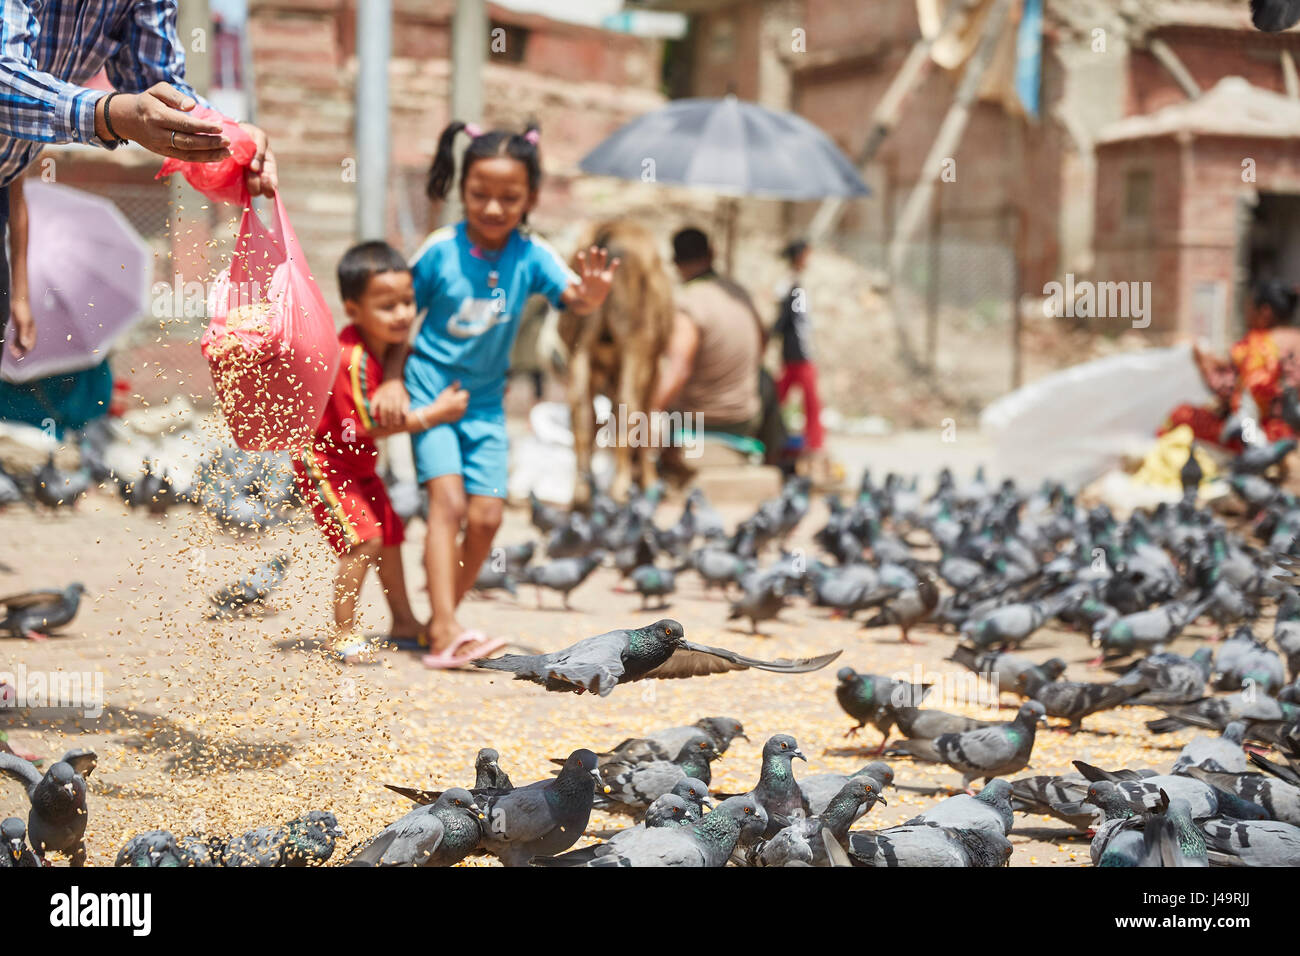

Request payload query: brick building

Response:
[639,0,1300,344]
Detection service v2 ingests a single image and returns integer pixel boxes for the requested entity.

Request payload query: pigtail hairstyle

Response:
[425,119,545,214]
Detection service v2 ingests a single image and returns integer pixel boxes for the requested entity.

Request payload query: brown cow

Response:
[558,220,675,509]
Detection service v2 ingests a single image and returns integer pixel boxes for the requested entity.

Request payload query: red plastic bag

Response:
[200,195,339,451]
[156,106,257,205]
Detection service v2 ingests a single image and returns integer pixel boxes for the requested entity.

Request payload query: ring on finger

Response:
[171,130,177,148]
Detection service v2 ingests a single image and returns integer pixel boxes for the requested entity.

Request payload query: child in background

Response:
[388,121,617,668]
[772,238,825,461]
[293,241,469,662]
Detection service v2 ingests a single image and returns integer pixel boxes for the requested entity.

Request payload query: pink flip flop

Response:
[421,631,507,670]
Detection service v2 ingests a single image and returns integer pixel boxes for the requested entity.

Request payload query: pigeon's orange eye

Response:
[745,807,753,814]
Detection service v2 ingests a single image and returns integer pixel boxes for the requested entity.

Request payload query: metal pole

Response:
[445,0,488,226]
[356,0,392,241]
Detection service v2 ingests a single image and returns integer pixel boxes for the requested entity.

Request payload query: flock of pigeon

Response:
[8,424,1300,866]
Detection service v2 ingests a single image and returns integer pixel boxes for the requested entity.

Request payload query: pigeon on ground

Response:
[1010,772,1102,831]
[886,706,994,749]
[800,763,894,817]
[751,778,886,866]
[471,562,517,597]
[1016,671,1137,733]
[531,794,767,867]
[473,619,840,697]
[529,491,565,533]
[715,734,811,838]
[683,547,753,594]
[904,779,1015,835]
[115,830,190,867]
[1073,761,1270,821]
[1141,792,1208,867]
[208,554,291,617]
[931,701,1046,789]
[585,716,748,769]
[596,735,721,816]
[1084,780,1143,866]
[1172,722,1250,775]
[0,749,95,865]
[347,790,484,867]
[648,777,712,822]
[0,583,85,640]
[860,574,939,644]
[947,646,1067,704]
[847,823,1013,867]
[1202,817,1300,865]
[472,748,513,791]
[34,455,91,508]
[630,565,675,610]
[1112,648,1213,706]
[834,667,932,750]
[521,553,604,609]
[726,573,788,634]
[1090,599,1204,659]
[478,749,604,867]
[0,817,38,867]
[220,811,344,867]
[1275,590,1300,682]
[1183,765,1300,826]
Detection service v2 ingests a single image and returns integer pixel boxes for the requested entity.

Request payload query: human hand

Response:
[567,246,620,315]
[7,298,35,358]
[370,379,410,427]
[102,83,229,161]
[238,123,278,198]
[429,382,470,424]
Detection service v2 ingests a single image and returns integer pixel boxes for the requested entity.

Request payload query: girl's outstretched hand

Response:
[566,247,621,315]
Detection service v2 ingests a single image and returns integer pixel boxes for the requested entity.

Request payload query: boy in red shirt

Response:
[294,242,468,662]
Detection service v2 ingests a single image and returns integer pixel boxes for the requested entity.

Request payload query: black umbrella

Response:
[580,95,870,200]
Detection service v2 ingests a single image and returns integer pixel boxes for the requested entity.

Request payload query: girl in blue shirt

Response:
[396,121,617,666]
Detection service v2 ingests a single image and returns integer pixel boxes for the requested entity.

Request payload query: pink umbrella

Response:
[1,181,151,383]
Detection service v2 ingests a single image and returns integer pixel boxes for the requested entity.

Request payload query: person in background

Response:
[655,227,787,477]
[772,238,825,465]
[0,0,278,359]
[1164,279,1300,446]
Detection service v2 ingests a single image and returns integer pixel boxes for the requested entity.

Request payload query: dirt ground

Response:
[0,475,1213,867]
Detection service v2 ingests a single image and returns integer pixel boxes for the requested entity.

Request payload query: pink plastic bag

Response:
[200,195,339,451]
[156,106,258,205]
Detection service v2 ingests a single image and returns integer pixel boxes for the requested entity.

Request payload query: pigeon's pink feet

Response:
[24,631,48,642]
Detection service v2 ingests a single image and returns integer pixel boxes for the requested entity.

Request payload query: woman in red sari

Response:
[1164,280,1300,447]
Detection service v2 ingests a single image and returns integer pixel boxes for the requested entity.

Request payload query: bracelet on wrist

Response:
[102,92,127,144]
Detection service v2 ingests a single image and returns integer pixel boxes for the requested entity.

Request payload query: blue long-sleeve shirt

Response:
[0,0,204,186]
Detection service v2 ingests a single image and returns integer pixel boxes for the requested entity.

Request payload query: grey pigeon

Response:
[645,777,712,824]
[834,666,932,750]
[34,455,90,508]
[1140,792,1207,867]
[0,748,95,865]
[752,778,886,866]
[597,734,720,816]
[0,817,38,867]
[931,701,1045,788]
[532,794,767,867]
[1011,772,1101,831]
[1113,648,1213,705]
[1183,765,1300,826]
[208,554,291,616]
[801,762,894,818]
[478,749,604,866]
[1091,599,1203,658]
[847,823,1013,867]
[1202,817,1300,866]
[717,734,811,838]
[0,583,86,640]
[1172,721,1250,775]
[1016,670,1137,733]
[522,552,604,608]
[946,646,1067,703]
[593,716,748,767]
[905,779,1015,835]
[348,789,484,867]
[885,706,993,751]
[630,565,675,610]
[474,619,840,696]
[1084,780,1142,866]
[115,830,188,867]
[473,748,513,791]
[726,572,788,634]
[220,811,343,867]
[1074,762,1269,822]
[860,574,939,644]
[684,547,753,593]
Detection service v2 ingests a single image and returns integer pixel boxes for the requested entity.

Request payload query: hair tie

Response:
[524,129,540,146]
[464,123,484,139]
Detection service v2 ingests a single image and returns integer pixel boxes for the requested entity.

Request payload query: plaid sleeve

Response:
[104,0,209,107]
[0,0,110,145]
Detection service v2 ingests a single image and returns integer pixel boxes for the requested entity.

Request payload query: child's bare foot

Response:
[390,616,424,643]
